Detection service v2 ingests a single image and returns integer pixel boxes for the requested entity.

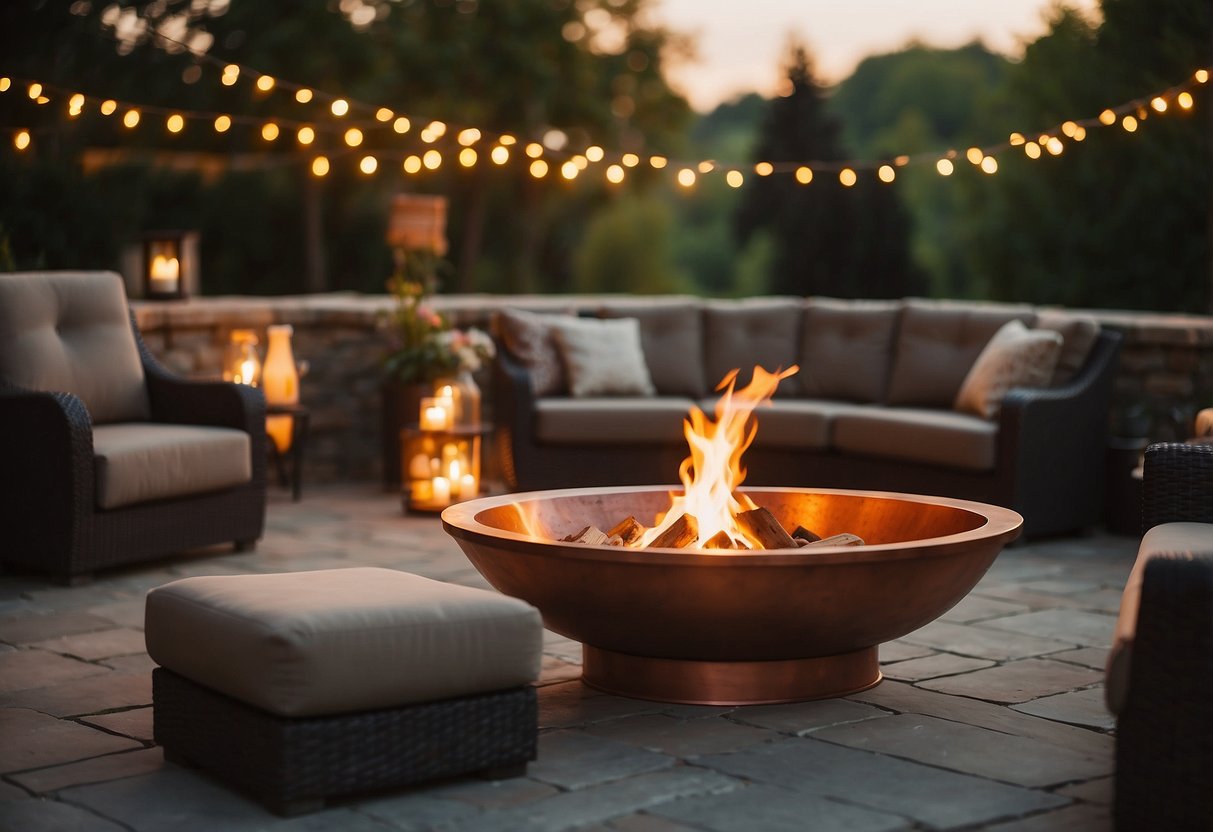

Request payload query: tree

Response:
[734,44,920,298]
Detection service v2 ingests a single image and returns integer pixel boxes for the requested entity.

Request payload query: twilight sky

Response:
[653,0,1102,111]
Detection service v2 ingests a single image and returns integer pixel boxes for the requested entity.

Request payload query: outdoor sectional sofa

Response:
[493,297,1122,539]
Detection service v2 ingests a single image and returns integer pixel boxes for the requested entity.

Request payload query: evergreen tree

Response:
[734,44,920,298]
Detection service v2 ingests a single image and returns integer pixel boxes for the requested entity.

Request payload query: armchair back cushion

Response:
[886,300,1036,407]
[799,298,901,403]
[703,299,803,396]
[0,271,150,423]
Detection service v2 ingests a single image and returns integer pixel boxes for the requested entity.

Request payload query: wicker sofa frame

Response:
[0,312,266,583]
[153,667,538,816]
[494,329,1122,539]
[1114,442,1213,830]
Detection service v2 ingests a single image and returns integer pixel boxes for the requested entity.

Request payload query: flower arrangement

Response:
[381,252,494,385]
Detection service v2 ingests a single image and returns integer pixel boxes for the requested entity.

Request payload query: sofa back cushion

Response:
[1034,310,1100,385]
[600,301,707,397]
[495,308,571,396]
[703,299,803,396]
[799,298,901,403]
[886,300,1036,407]
[0,271,149,423]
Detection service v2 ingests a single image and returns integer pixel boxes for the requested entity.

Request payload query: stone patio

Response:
[0,485,1137,831]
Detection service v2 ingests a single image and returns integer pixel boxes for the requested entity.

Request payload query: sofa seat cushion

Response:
[144,567,544,717]
[703,298,804,396]
[695,397,870,450]
[800,299,901,403]
[93,423,252,510]
[1106,522,1213,714]
[886,300,1036,408]
[600,301,707,398]
[832,407,999,471]
[535,397,695,444]
[0,271,150,424]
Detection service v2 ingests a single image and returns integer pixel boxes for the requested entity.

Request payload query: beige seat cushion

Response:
[886,300,1036,408]
[696,397,870,451]
[703,299,803,396]
[145,568,543,718]
[0,271,149,424]
[599,301,707,398]
[954,320,1062,420]
[551,317,656,398]
[800,298,901,403]
[1105,522,1213,714]
[832,407,999,471]
[1034,310,1100,386]
[93,423,252,510]
[536,397,694,444]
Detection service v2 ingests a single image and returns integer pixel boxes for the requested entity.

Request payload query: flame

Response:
[638,365,798,548]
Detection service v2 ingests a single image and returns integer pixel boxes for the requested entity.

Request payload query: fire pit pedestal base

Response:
[582,645,881,706]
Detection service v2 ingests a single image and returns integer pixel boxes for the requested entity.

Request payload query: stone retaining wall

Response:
[131,295,1213,486]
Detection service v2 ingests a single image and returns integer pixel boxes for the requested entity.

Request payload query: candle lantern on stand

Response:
[139,231,199,300]
[223,330,262,387]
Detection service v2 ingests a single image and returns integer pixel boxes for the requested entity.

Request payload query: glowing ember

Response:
[638,365,798,549]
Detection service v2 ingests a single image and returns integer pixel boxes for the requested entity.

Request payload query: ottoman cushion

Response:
[145,567,543,718]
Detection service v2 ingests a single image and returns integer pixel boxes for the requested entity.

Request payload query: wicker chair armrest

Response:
[0,381,95,547]
[1115,554,1213,829]
[1144,442,1213,529]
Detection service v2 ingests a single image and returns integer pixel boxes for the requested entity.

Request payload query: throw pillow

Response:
[495,309,568,396]
[551,317,657,398]
[954,319,1063,420]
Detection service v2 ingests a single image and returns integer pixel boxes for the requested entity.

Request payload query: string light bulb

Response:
[1178,92,1194,109]
[375,108,393,122]
[525,142,543,159]
[295,88,313,103]
[297,126,315,145]
[261,122,279,141]
[621,152,639,167]
[529,158,548,178]
[606,164,624,183]
[403,155,422,174]
[100,99,117,115]
[344,127,363,147]
[561,160,580,180]
[1196,69,1209,83]
[1046,137,1063,155]
[331,99,349,117]
[754,161,773,176]
[1151,96,1167,113]
[122,108,140,128]
[677,168,696,188]
[586,145,604,163]
[980,156,998,174]
[965,147,984,164]
[491,145,509,164]
[68,93,85,116]
[1099,109,1116,126]
[311,156,329,177]
[166,113,185,133]
[214,114,231,133]
[795,166,813,184]
[1009,132,1025,145]
[1024,141,1042,159]
[393,116,410,134]
[1073,126,1087,141]
[877,164,895,183]
[221,65,239,86]
[256,75,275,93]
[839,168,857,187]
[649,155,668,169]
[499,135,517,146]
[936,158,954,176]
[459,147,478,167]
[14,129,30,151]
[423,149,442,169]
[1061,121,1078,137]
[1122,115,1138,132]
[0,77,10,92]
[572,154,588,170]
[726,170,744,188]
[359,155,378,174]
[697,160,715,174]
[457,128,481,146]
[28,82,42,99]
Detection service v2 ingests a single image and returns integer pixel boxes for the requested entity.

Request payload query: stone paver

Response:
[26,628,147,662]
[0,708,141,774]
[810,713,1111,787]
[696,737,1068,828]
[881,653,995,682]
[649,782,909,832]
[0,486,1138,830]
[917,658,1102,704]
[1010,687,1116,730]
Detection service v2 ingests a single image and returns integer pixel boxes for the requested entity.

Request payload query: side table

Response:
[267,404,311,502]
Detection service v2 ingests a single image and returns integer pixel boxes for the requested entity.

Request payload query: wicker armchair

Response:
[1111,442,1213,831]
[0,271,266,582]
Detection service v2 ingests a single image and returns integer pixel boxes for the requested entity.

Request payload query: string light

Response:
[525,142,543,159]
[572,154,588,170]
[422,149,442,169]
[330,99,349,117]
[375,108,393,122]
[936,158,954,176]
[877,164,895,183]
[965,147,984,164]
[586,145,604,163]
[650,155,668,169]
[677,168,696,187]
[311,155,329,176]
[839,168,857,187]
[214,114,231,132]
[297,126,315,145]
[457,128,481,146]
[726,169,744,188]
[795,166,813,184]
[1046,136,1064,155]
[403,155,422,174]
[359,155,378,174]
[295,88,313,103]
[1024,141,1042,159]
[28,82,42,99]
[68,93,85,117]
[166,113,185,133]
[393,116,410,134]
[491,145,509,164]
[1061,120,1079,136]
[1122,115,1139,132]
[1099,109,1116,126]
[100,99,117,115]
[529,159,548,178]
[0,77,10,92]
[754,161,773,176]
[221,65,239,86]
[256,75,275,93]
[344,127,363,147]
[697,160,715,174]
[1196,69,1209,83]
[1009,132,1026,145]
[14,129,31,150]
[621,152,639,167]
[261,122,279,141]
[606,164,624,183]
[561,160,579,180]
[460,147,478,167]
[1178,91,1194,109]
[980,156,998,174]
[122,108,140,128]
[499,134,516,146]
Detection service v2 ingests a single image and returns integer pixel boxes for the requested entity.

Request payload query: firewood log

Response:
[607,516,645,546]
[792,525,822,543]
[802,533,865,548]
[702,530,735,549]
[646,513,698,549]
[736,507,798,549]
[562,525,613,545]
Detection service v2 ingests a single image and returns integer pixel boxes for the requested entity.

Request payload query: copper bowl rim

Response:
[441,485,1023,567]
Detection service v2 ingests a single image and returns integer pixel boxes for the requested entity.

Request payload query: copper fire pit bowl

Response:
[442,486,1022,705]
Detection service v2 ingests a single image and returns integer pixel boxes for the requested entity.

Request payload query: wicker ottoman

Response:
[145,567,543,815]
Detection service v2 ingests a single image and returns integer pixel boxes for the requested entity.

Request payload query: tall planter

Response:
[381,380,429,490]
